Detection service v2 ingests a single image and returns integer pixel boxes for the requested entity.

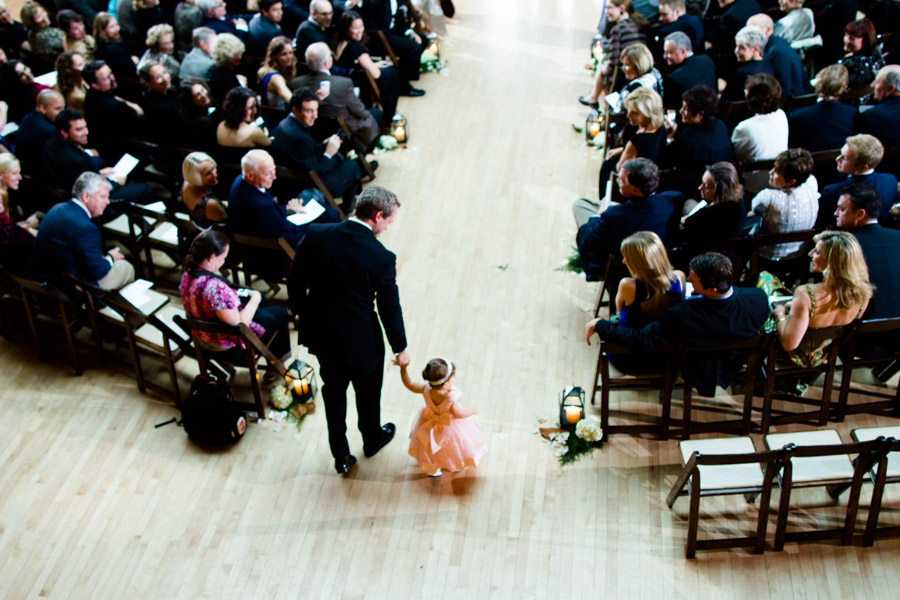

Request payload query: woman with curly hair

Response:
[138,23,180,82]
[216,86,270,148]
[55,50,88,111]
[178,77,220,149]
[256,35,294,110]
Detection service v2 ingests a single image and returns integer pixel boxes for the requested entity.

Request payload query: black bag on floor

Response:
[182,375,247,445]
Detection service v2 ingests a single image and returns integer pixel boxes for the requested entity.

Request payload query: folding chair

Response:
[228,233,296,297]
[666,436,787,558]
[835,317,900,421]
[851,427,900,546]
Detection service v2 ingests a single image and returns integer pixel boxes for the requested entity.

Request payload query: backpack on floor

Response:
[181,375,246,446]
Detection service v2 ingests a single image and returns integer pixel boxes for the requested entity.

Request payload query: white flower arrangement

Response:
[575,415,603,442]
[271,386,292,410]
[540,416,604,466]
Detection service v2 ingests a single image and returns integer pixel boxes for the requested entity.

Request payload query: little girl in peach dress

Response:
[399,356,487,477]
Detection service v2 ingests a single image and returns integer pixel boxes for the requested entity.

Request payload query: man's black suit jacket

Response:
[294,20,330,56]
[858,96,900,149]
[84,88,144,158]
[663,54,716,109]
[852,223,900,321]
[29,199,112,286]
[595,286,770,395]
[41,136,106,193]
[271,114,360,197]
[763,34,810,97]
[788,100,855,152]
[16,110,58,176]
[289,219,406,370]
[290,71,381,146]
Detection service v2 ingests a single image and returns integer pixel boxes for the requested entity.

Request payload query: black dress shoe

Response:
[368,160,379,172]
[334,455,357,474]
[363,423,396,457]
[578,95,600,109]
[405,87,426,97]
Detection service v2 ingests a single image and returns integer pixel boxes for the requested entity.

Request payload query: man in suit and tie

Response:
[16,89,65,176]
[747,13,812,97]
[288,185,409,474]
[661,32,716,109]
[573,158,679,281]
[857,65,900,149]
[291,42,383,148]
[271,89,363,210]
[585,252,770,396]
[29,171,135,290]
[247,0,285,56]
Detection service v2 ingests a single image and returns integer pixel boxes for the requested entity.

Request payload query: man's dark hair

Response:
[841,183,881,218]
[682,85,718,121]
[55,108,85,135]
[82,60,107,86]
[745,73,781,114]
[355,185,399,220]
[259,0,281,12]
[290,88,318,110]
[689,252,733,293]
[56,9,84,34]
[621,157,659,196]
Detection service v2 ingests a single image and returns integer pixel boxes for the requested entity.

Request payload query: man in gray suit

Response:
[179,27,216,81]
[291,42,382,149]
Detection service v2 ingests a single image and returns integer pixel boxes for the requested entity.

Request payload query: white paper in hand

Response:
[112,153,140,180]
[287,201,325,225]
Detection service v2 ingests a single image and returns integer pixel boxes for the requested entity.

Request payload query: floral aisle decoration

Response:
[420,40,446,73]
[269,385,316,431]
[540,415,604,466]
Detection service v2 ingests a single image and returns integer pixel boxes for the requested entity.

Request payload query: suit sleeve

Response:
[74,221,113,282]
[594,317,671,352]
[576,213,615,270]
[345,85,370,120]
[260,196,305,247]
[375,253,406,354]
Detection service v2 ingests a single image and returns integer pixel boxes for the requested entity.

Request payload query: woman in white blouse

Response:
[731,73,789,161]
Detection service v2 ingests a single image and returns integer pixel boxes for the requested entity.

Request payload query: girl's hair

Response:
[145,23,174,50]
[814,231,873,310]
[0,152,20,177]
[620,231,676,297]
[773,148,814,186]
[55,50,83,96]
[705,161,744,204]
[620,43,654,78]
[258,35,296,83]
[93,12,115,43]
[332,11,365,51]
[183,229,229,271]
[182,151,216,186]
[845,18,877,54]
[221,86,256,129]
[609,0,650,29]
[422,357,456,385]
[622,85,664,129]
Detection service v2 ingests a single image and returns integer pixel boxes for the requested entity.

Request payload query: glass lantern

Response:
[559,386,585,428]
[585,110,603,142]
[392,114,409,144]
[285,359,317,404]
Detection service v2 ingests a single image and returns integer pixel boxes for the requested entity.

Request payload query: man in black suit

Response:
[788,64,856,152]
[295,0,333,56]
[658,0,704,53]
[16,89,65,176]
[289,185,409,474]
[83,60,145,159]
[858,65,900,149]
[291,42,383,148]
[585,252,770,395]
[271,89,363,209]
[661,32,716,109]
[353,0,426,95]
[138,62,184,145]
[835,184,900,361]
[247,0,285,56]
[573,158,678,281]
[747,13,811,97]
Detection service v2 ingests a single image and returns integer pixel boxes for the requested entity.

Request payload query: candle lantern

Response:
[559,385,586,428]
[591,34,604,62]
[427,38,440,60]
[391,114,409,144]
[285,359,317,403]
[585,109,603,142]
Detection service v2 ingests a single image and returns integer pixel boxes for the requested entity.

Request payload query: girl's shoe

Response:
[428,469,442,477]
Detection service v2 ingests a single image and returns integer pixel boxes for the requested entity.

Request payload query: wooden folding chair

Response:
[851,427,900,546]
[835,317,900,421]
[228,233,295,296]
[336,116,376,181]
[666,436,787,558]
[172,314,290,420]
[592,253,626,318]
[764,430,875,550]
[593,341,680,440]
[759,323,853,433]
[370,29,401,68]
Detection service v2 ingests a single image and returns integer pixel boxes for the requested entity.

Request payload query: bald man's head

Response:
[747,13,774,38]
[36,89,65,122]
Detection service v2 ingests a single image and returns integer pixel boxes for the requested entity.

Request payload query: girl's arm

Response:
[356,52,382,80]
[775,286,811,351]
[450,403,477,418]
[615,277,637,313]
[400,365,425,393]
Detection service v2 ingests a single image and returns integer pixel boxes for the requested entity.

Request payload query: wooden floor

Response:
[3,0,900,597]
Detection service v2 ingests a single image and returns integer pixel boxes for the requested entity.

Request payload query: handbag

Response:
[181,374,247,445]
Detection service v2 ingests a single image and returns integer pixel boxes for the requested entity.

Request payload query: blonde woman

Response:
[138,23,180,81]
[256,36,295,109]
[615,43,663,113]
[598,86,666,194]
[0,153,37,275]
[615,231,685,328]
[182,152,227,228]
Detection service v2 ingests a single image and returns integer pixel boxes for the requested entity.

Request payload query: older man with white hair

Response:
[179,27,216,80]
[858,65,900,149]
[746,13,810,96]
[290,41,382,148]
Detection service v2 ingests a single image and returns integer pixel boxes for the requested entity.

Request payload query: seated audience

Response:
[197,0,247,38]
[57,9,96,58]
[93,13,138,83]
[750,148,819,263]
[355,0,428,94]
[614,231,685,329]
[16,89,65,176]
[217,87,271,148]
[657,0,703,52]
[720,26,775,101]
[271,89,362,209]
[83,59,145,157]
[177,77,220,150]
[857,65,900,149]
[598,86,666,194]
[819,134,899,226]
[773,0,815,43]
[293,41,381,148]
[731,73,788,161]
[139,61,184,144]
[29,171,135,290]
[661,31,715,109]
[137,23,181,82]
[706,0,761,69]
[209,32,246,105]
[182,151,227,228]
[332,10,402,123]
[295,0,333,57]
[55,51,89,111]
[174,0,202,53]
[257,35,294,110]
[0,153,35,275]
[178,228,290,386]
[0,0,27,58]
[247,0,284,56]
[612,43,663,114]
[747,13,811,97]
[573,157,677,281]
[585,251,770,394]
[132,0,167,44]
[663,85,733,169]
[838,18,884,95]
[1,60,50,123]
[678,162,747,246]
[20,2,51,52]
[179,26,216,80]
[788,64,854,152]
